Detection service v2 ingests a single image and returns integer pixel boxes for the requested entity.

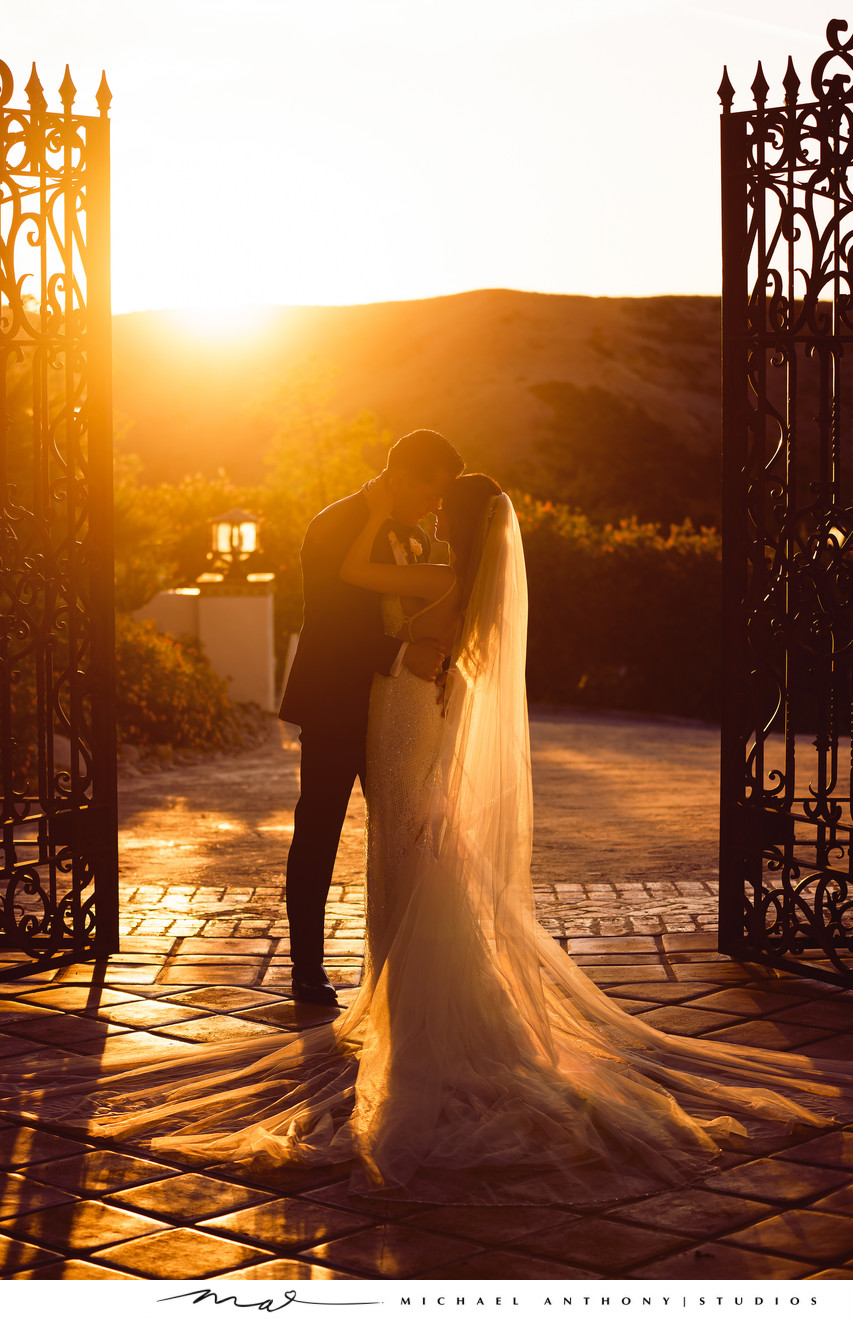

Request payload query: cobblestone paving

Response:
[117,709,721,960]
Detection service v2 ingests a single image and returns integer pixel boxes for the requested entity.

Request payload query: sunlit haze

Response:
[0,1,843,313]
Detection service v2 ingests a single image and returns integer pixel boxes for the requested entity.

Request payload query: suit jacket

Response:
[279,489,430,740]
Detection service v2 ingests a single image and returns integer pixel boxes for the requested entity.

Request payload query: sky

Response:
[0,1,846,313]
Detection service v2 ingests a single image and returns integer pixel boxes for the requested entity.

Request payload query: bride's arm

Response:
[340,489,454,602]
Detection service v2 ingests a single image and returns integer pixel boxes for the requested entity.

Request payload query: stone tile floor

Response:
[0,711,851,1281]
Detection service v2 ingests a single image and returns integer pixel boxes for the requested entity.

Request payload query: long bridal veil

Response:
[2,495,853,1206]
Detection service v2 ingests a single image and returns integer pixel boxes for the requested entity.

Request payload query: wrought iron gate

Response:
[719,20,853,987]
[0,61,118,973]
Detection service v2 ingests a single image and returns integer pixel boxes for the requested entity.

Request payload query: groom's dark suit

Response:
[280,489,429,974]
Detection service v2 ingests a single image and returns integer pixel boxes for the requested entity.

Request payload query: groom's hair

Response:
[387,429,464,480]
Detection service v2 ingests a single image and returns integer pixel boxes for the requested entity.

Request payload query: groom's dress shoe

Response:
[291,967,338,1005]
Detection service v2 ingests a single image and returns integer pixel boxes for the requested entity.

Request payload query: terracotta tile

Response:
[0,1198,167,1250]
[568,936,660,954]
[724,1208,853,1263]
[155,1015,279,1044]
[158,967,260,985]
[405,1204,576,1246]
[0,1233,62,1274]
[767,1002,853,1030]
[508,1217,688,1272]
[667,952,731,964]
[806,1185,853,1216]
[0,1032,59,1058]
[635,1006,736,1035]
[572,954,662,967]
[234,1003,325,1029]
[303,1222,477,1278]
[688,988,800,1016]
[54,965,163,986]
[106,953,170,965]
[66,1030,192,1064]
[795,1035,853,1060]
[704,1157,850,1203]
[0,1000,64,1025]
[3,1016,128,1046]
[28,1148,178,1194]
[608,997,656,1016]
[661,933,720,952]
[584,966,670,985]
[90,1000,213,1028]
[170,956,269,969]
[101,967,167,985]
[18,987,141,1012]
[605,983,721,1003]
[259,1001,344,1030]
[731,1131,814,1160]
[3,1041,90,1068]
[120,937,180,954]
[630,1241,806,1279]
[210,1160,350,1199]
[109,1172,274,1219]
[419,1250,602,1280]
[612,1187,774,1236]
[670,963,757,983]
[10,1257,143,1279]
[743,979,843,999]
[305,1177,429,1220]
[0,1126,90,1168]
[702,1021,829,1050]
[212,1259,356,1280]
[170,987,287,1012]
[177,939,273,955]
[0,1170,78,1217]
[778,1130,853,1170]
[0,972,58,986]
[200,1195,374,1248]
[92,1225,274,1278]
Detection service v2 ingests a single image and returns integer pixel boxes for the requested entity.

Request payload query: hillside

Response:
[112,289,723,524]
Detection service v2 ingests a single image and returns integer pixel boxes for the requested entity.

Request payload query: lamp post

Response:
[206,507,262,579]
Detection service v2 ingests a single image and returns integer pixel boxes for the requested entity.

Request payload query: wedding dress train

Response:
[2,496,852,1206]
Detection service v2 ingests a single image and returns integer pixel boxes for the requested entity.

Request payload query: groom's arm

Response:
[303,501,443,681]
[301,499,406,677]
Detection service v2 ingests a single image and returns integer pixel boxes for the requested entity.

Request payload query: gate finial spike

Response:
[783,55,800,107]
[718,65,735,111]
[751,60,770,107]
[96,70,112,115]
[25,62,46,113]
[59,64,77,111]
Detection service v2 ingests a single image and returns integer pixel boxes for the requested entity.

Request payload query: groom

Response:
[279,429,465,1003]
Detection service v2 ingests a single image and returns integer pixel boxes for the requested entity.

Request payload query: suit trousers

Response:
[285,723,367,974]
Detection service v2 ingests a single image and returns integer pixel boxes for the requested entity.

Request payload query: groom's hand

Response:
[403,637,446,681]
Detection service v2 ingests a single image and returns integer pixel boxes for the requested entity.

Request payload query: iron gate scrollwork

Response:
[719,20,853,987]
[0,61,118,972]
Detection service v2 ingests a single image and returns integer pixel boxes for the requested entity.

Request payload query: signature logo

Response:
[159,1290,379,1313]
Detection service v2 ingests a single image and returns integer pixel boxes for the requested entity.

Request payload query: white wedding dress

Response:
[3,497,853,1205]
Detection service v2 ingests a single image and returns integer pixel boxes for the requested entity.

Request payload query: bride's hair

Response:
[443,471,503,604]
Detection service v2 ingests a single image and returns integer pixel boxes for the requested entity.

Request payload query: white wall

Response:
[134,583,276,711]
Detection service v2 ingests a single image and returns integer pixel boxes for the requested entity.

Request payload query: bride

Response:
[4,473,853,1206]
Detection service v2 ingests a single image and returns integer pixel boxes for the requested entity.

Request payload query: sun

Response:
[166,303,279,340]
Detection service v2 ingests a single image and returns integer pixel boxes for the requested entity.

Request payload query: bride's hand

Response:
[364,473,394,519]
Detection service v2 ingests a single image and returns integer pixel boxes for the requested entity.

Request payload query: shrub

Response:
[516,496,722,721]
[114,617,233,748]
